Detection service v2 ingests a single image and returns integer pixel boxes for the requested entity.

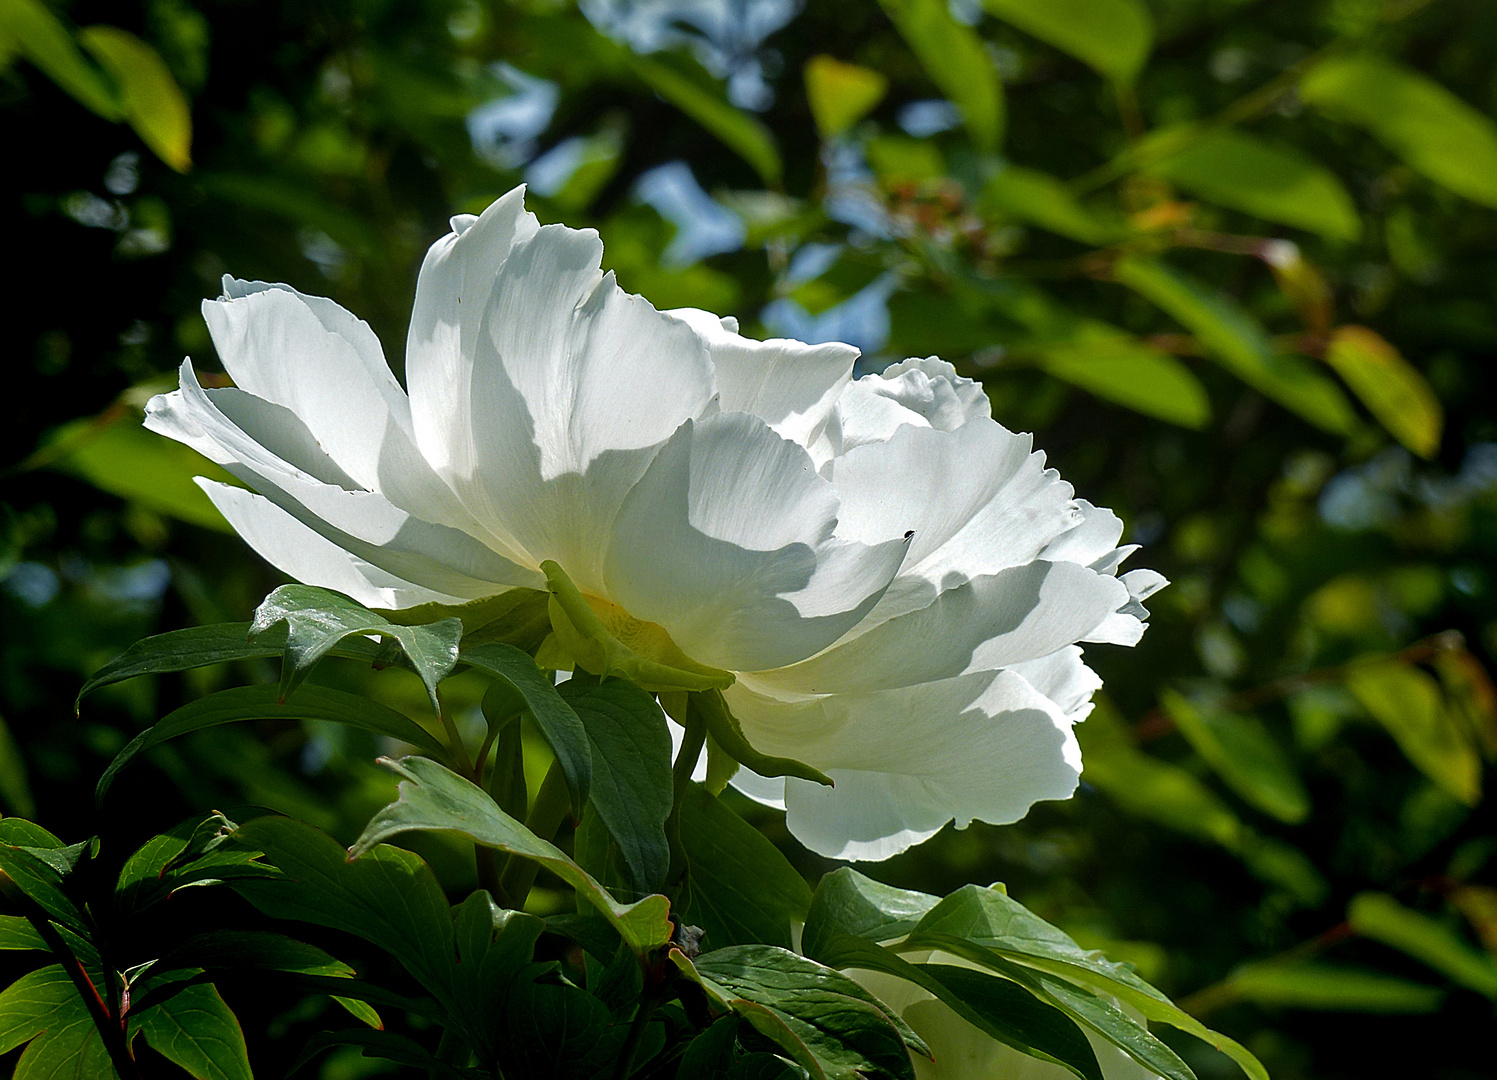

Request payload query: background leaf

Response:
[77,26,192,171]
[982,0,1153,84]
[1323,326,1443,459]
[1300,55,1497,209]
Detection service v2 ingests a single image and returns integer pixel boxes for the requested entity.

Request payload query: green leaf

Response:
[983,0,1153,84]
[352,755,672,953]
[250,584,462,712]
[678,784,813,950]
[805,55,887,139]
[44,414,238,533]
[1144,128,1361,241]
[690,689,834,787]
[1324,326,1443,459]
[558,677,672,894]
[1218,961,1445,1012]
[1160,690,1310,824]
[1345,660,1481,805]
[448,892,544,1056]
[77,26,191,170]
[115,813,279,913]
[0,844,87,935]
[1348,892,1497,999]
[388,587,552,653]
[803,868,938,959]
[877,0,1003,150]
[1036,327,1211,429]
[1300,54,1497,209]
[463,641,592,815]
[693,944,921,1080]
[1113,255,1357,433]
[980,165,1124,245]
[902,884,1267,1080]
[678,1016,742,1079]
[543,560,736,693]
[500,978,614,1079]
[0,915,46,951]
[630,54,782,186]
[97,684,450,802]
[0,965,117,1079]
[163,929,380,1029]
[809,930,1101,1080]
[128,982,251,1080]
[5,0,120,117]
[225,816,460,1008]
[1076,706,1325,904]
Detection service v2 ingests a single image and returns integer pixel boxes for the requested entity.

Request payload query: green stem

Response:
[436,688,475,777]
[664,700,707,886]
[611,996,660,1080]
[498,759,571,909]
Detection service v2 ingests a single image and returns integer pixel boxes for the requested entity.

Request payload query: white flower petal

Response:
[405,187,539,482]
[667,306,857,450]
[198,481,470,609]
[728,669,1081,861]
[146,360,539,599]
[1008,645,1102,726]
[832,356,992,452]
[751,561,1128,695]
[604,412,908,672]
[830,419,1080,624]
[442,222,716,587]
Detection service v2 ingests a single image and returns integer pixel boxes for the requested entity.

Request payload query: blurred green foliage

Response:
[3,0,1497,1076]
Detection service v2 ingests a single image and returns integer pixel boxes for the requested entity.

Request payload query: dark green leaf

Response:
[77,621,387,708]
[679,784,813,950]
[500,978,613,1079]
[463,640,592,814]
[0,915,46,951]
[97,683,450,803]
[448,891,544,1057]
[291,1029,485,1078]
[352,755,672,953]
[693,944,919,1080]
[225,816,459,1008]
[0,713,36,818]
[0,965,116,1079]
[559,676,672,893]
[903,884,1266,1080]
[128,982,252,1080]
[981,165,1123,246]
[803,868,938,960]
[678,1016,742,1079]
[250,584,462,712]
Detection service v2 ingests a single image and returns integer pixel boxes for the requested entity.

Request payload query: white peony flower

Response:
[144,184,1163,861]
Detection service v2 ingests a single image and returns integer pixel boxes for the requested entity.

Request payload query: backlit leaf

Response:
[1114,255,1357,433]
[983,0,1153,84]
[1349,892,1497,999]
[878,0,1003,150]
[1345,660,1481,805]
[1146,128,1360,241]
[78,26,192,171]
[1160,690,1310,824]
[1324,326,1443,459]
[805,56,887,138]
[1300,55,1497,208]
